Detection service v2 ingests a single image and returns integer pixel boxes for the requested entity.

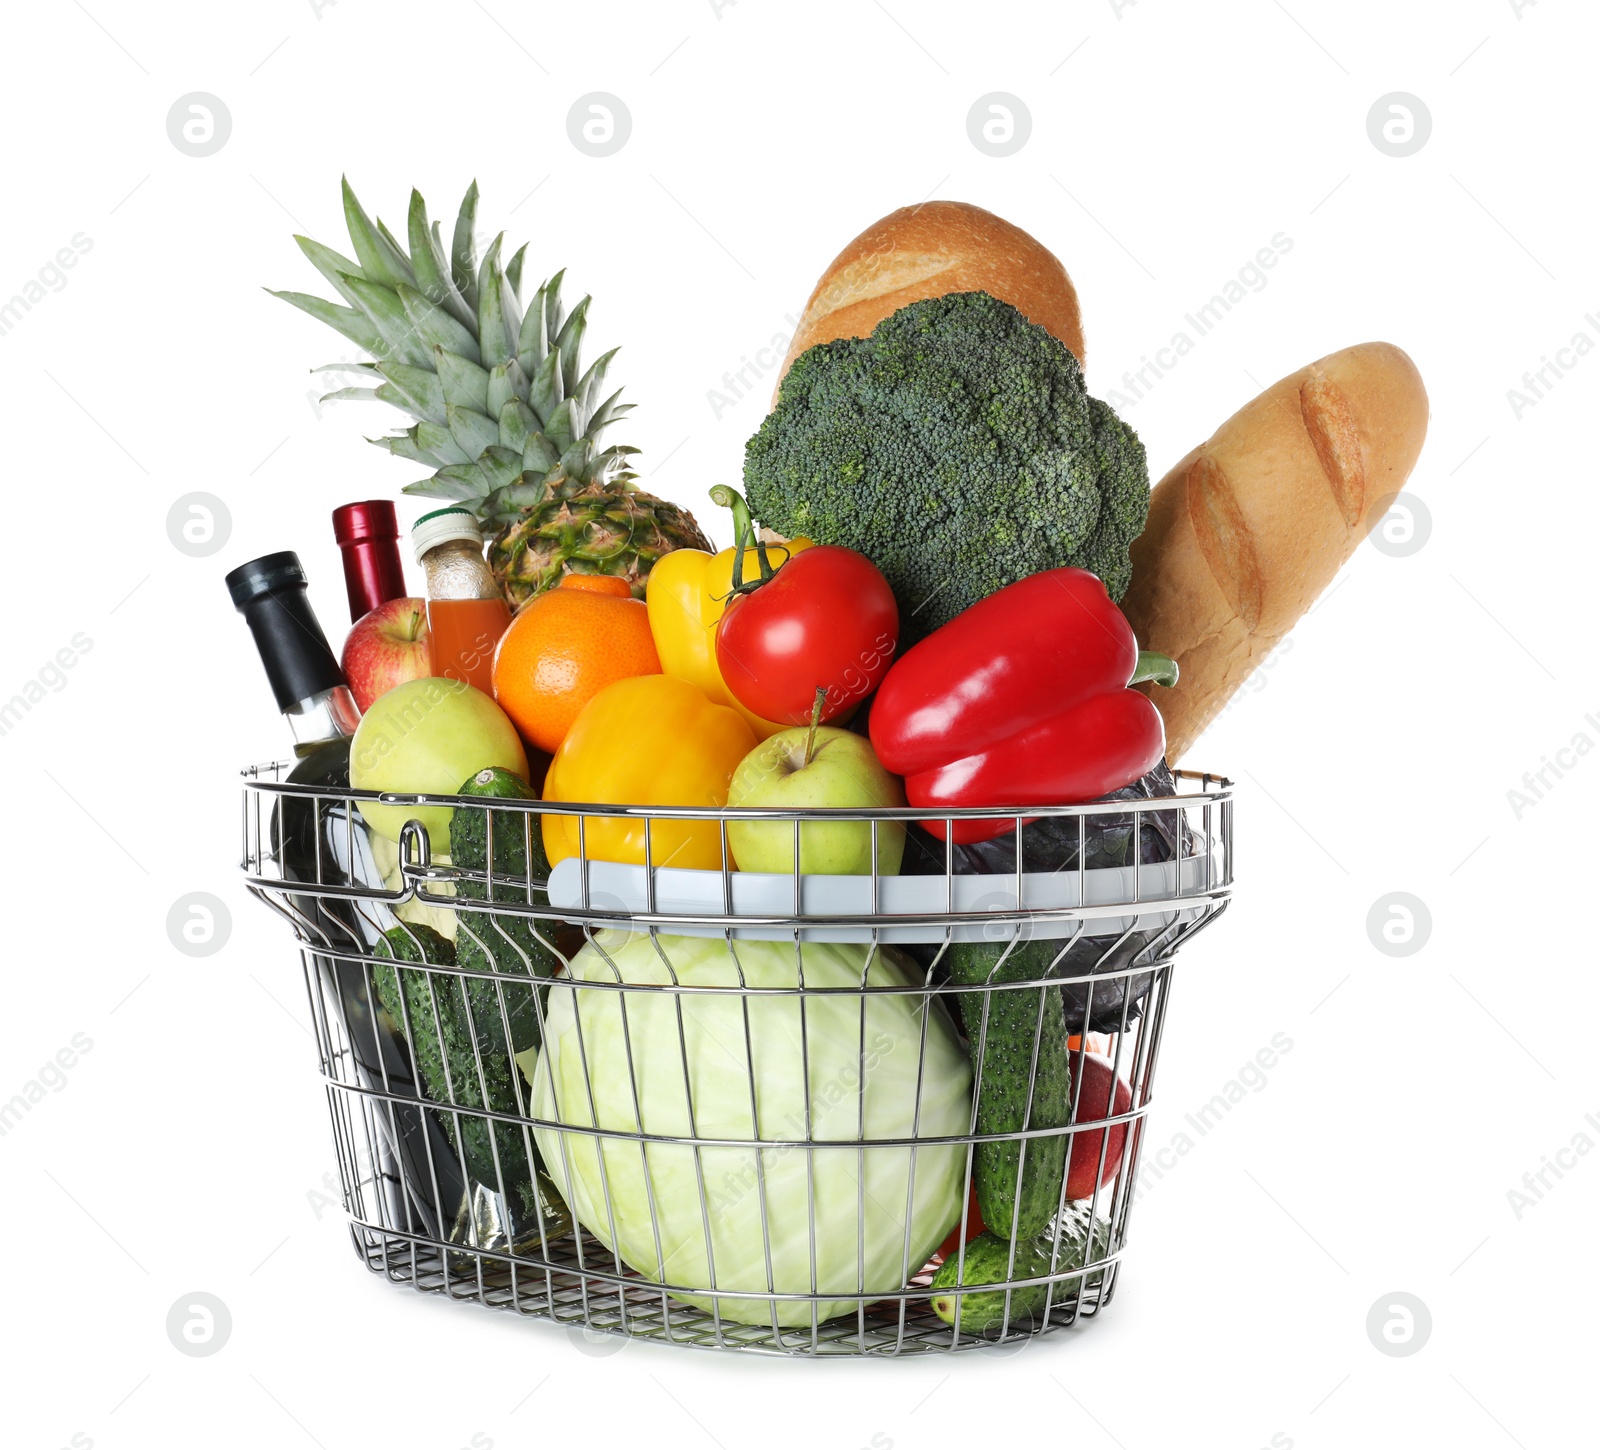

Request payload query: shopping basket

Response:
[239,759,1233,1356]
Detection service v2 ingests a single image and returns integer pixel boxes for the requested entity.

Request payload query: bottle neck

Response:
[333,501,406,623]
[285,686,361,757]
[422,538,501,601]
[227,555,354,743]
[339,535,408,622]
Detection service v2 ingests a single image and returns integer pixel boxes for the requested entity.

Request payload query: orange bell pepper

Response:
[541,674,757,870]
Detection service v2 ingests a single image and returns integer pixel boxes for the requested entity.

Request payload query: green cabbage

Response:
[523,932,972,1327]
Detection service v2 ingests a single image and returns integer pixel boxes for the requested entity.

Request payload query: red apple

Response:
[341,597,432,711]
[1066,1053,1134,1200]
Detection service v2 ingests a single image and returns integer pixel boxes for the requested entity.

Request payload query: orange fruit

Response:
[491,575,662,753]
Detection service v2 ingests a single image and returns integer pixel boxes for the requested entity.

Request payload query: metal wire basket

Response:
[240,754,1232,1356]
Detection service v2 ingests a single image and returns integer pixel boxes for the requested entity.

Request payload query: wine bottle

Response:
[227,551,554,1258]
[227,551,383,979]
[227,553,447,1238]
[224,550,368,935]
[333,499,408,624]
[225,551,361,755]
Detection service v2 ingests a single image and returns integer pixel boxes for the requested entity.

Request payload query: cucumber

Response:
[372,923,464,1109]
[371,922,457,1076]
[450,767,551,883]
[948,938,1071,1240]
[928,1231,1056,1331]
[373,922,541,1210]
[449,768,559,1055]
[929,1207,1112,1332]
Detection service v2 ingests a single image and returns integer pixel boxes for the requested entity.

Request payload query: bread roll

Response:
[1120,342,1429,763]
[774,202,1085,400]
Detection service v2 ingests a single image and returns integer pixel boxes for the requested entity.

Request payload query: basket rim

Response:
[240,759,1233,822]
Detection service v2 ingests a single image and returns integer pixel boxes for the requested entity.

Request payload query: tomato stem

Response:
[708,485,778,595]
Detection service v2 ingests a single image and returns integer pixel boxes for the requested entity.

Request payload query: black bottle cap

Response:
[225,551,346,712]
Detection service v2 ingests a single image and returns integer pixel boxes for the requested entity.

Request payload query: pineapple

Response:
[270,178,710,607]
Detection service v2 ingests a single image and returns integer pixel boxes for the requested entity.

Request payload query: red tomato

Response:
[715,546,899,725]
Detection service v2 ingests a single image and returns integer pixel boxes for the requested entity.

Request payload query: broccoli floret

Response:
[744,292,1149,640]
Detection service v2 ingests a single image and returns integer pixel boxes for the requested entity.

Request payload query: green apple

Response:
[349,676,528,852]
[727,726,905,876]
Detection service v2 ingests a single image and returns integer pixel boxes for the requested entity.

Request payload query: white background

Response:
[1,0,1594,1446]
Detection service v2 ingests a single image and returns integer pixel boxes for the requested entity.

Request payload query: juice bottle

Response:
[412,506,510,694]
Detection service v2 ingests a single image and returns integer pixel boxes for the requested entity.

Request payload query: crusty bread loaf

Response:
[1120,342,1429,763]
[773,202,1085,400]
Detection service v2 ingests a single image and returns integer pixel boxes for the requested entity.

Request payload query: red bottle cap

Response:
[331,500,407,622]
[332,499,399,548]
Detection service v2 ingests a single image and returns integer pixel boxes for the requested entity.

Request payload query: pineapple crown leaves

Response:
[267,177,638,509]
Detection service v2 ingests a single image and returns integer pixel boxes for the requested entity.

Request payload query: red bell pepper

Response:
[868,568,1175,843]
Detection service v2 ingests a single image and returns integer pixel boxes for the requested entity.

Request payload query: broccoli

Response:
[744,292,1149,640]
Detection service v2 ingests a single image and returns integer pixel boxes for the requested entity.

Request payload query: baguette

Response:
[774,201,1085,401]
[1119,342,1429,763]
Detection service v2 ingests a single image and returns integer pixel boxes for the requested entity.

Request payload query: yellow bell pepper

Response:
[646,535,813,740]
[541,674,757,870]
